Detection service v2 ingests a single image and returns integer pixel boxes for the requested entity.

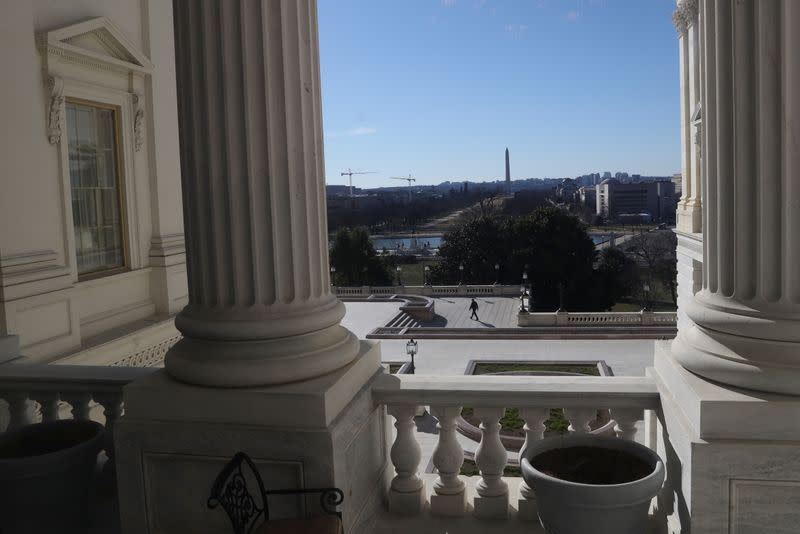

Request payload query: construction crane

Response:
[390,174,417,202]
[390,174,417,187]
[340,169,376,197]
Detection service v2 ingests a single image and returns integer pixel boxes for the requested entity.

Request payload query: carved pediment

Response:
[39,17,153,74]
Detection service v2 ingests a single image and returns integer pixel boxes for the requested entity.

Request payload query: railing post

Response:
[61,392,93,421]
[387,404,425,514]
[30,391,60,422]
[94,392,123,472]
[612,408,643,441]
[5,392,32,431]
[430,406,466,517]
[564,408,596,433]
[473,407,508,519]
[518,408,549,521]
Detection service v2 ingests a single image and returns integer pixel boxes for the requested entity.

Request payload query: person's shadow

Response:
[476,320,495,328]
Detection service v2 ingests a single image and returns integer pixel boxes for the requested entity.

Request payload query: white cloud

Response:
[566,9,580,21]
[326,126,377,139]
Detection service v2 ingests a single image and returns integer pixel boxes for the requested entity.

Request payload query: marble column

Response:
[673,0,800,395]
[165,0,359,386]
[674,0,702,234]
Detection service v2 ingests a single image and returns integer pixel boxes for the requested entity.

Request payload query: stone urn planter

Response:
[521,434,664,534]
[0,419,105,534]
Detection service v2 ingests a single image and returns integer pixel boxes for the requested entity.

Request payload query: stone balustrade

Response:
[518,310,677,327]
[335,284,522,298]
[372,373,660,520]
[0,365,154,465]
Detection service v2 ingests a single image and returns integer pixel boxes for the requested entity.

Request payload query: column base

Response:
[672,317,800,396]
[165,323,360,386]
[430,490,466,517]
[116,340,388,534]
[650,341,800,534]
[473,494,509,519]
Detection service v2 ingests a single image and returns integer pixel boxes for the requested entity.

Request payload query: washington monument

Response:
[505,147,511,194]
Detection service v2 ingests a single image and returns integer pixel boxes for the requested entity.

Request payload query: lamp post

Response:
[396,265,402,286]
[519,285,530,313]
[330,266,336,287]
[458,263,464,285]
[424,265,430,286]
[494,263,500,285]
[406,338,418,374]
[642,283,651,311]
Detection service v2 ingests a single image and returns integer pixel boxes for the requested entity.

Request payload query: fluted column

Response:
[674,0,702,233]
[166,0,359,386]
[673,0,800,395]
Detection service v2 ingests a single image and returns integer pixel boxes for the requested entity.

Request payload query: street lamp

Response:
[396,265,402,286]
[519,285,530,313]
[494,263,500,285]
[642,283,651,311]
[406,338,418,374]
[424,265,430,286]
[330,266,336,287]
[459,263,464,285]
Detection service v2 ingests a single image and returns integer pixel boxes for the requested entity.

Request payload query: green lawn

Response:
[459,362,601,463]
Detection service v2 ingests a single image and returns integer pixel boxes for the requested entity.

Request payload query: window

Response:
[66,101,127,277]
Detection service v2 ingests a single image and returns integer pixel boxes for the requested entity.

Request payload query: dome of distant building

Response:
[600,178,620,185]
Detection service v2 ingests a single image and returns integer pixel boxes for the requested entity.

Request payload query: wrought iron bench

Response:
[208,452,344,534]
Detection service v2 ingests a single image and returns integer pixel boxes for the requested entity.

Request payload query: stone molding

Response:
[36,17,153,76]
[132,93,144,152]
[46,76,64,145]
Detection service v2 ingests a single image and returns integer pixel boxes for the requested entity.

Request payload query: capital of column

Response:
[165,0,358,386]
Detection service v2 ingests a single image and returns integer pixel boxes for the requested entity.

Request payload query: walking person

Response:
[469,298,479,321]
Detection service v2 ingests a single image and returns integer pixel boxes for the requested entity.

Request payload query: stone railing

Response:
[518,310,677,327]
[335,284,521,298]
[372,373,660,520]
[0,365,155,465]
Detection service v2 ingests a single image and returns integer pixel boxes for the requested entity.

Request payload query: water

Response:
[369,234,614,251]
[371,236,444,251]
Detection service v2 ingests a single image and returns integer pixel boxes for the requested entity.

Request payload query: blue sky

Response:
[318,0,679,188]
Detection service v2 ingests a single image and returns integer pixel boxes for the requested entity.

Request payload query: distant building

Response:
[595,179,675,222]
[578,186,597,208]
[672,172,682,197]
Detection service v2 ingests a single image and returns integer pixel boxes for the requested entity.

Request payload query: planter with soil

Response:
[0,419,105,534]
[521,434,664,534]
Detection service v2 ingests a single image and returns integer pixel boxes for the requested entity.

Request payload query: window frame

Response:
[65,97,130,281]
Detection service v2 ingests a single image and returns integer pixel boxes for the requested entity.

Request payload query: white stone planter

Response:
[520,434,664,534]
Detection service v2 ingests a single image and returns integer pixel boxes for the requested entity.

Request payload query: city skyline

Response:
[318,0,680,188]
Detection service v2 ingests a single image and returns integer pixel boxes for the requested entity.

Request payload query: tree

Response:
[625,230,677,305]
[329,227,391,286]
[433,206,615,310]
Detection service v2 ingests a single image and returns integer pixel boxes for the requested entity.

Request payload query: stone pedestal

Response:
[473,494,509,520]
[650,342,800,534]
[430,491,467,517]
[516,496,540,522]
[387,486,426,516]
[116,340,389,534]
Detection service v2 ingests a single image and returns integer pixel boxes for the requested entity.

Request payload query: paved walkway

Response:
[422,297,520,328]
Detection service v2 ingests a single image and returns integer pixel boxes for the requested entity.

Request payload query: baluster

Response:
[30,391,60,422]
[430,406,466,517]
[473,407,508,519]
[61,392,93,421]
[94,392,123,471]
[518,408,550,521]
[564,408,596,434]
[5,392,32,431]
[612,408,643,441]
[387,404,425,514]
